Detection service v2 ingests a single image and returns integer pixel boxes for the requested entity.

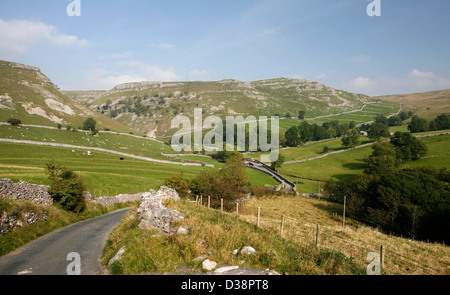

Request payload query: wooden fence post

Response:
[280,214,285,237]
[196,195,198,205]
[257,207,261,228]
[236,203,239,215]
[208,196,210,209]
[200,195,203,206]
[380,245,384,274]
[315,224,320,247]
[342,195,346,229]
[221,198,223,212]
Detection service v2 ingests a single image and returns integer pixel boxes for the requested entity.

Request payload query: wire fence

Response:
[193,195,450,275]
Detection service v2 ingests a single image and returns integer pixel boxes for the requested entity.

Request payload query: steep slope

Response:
[376,89,450,119]
[0,60,133,133]
[65,77,373,138]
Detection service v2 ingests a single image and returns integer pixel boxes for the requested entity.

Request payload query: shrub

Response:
[45,160,86,214]
[83,117,97,131]
[164,174,190,198]
[7,118,22,126]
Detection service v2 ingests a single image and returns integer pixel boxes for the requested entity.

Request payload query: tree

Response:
[285,126,301,147]
[388,115,402,127]
[367,122,390,141]
[349,121,356,129]
[298,110,306,120]
[374,115,388,126]
[212,150,242,163]
[366,142,400,174]
[341,129,360,148]
[45,160,86,214]
[191,156,249,210]
[270,154,285,170]
[408,116,428,133]
[390,132,428,161]
[83,117,97,131]
[433,113,450,130]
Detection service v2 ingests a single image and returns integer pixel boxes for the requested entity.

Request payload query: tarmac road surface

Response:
[0,207,131,275]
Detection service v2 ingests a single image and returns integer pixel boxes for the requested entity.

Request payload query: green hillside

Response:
[0,60,133,133]
[64,78,375,138]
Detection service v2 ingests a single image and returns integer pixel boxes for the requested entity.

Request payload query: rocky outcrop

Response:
[136,186,184,233]
[93,193,143,206]
[0,178,53,206]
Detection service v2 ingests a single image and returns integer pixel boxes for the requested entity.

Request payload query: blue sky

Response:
[0,0,449,96]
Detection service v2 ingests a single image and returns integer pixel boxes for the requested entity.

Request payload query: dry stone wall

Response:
[1,209,48,235]
[0,178,53,206]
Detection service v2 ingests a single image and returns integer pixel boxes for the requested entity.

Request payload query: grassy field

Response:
[238,196,450,275]
[0,142,278,195]
[279,133,450,186]
[0,124,175,160]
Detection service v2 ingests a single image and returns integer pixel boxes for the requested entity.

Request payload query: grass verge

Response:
[101,199,365,275]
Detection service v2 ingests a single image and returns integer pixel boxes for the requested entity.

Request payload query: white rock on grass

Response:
[240,246,256,255]
[202,259,217,271]
[175,226,189,235]
[108,246,126,266]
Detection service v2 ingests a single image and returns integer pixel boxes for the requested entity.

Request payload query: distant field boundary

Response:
[0,138,204,167]
[0,122,164,143]
[284,131,450,165]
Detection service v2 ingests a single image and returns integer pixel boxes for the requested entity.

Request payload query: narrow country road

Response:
[0,207,131,275]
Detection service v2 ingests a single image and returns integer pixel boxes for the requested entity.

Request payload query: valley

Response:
[1,59,449,276]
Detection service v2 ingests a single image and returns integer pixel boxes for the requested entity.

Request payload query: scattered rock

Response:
[240,246,257,255]
[192,255,209,263]
[208,265,280,275]
[202,259,217,271]
[175,226,189,235]
[108,246,126,266]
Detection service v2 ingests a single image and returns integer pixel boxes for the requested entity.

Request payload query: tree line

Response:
[408,113,450,133]
[325,132,449,244]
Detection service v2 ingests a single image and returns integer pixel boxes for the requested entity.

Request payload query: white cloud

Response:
[141,64,179,81]
[344,69,450,96]
[85,62,179,89]
[188,69,217,80]
[0,18,87,57]
[98,74,148,89]
[349,77,376,89]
